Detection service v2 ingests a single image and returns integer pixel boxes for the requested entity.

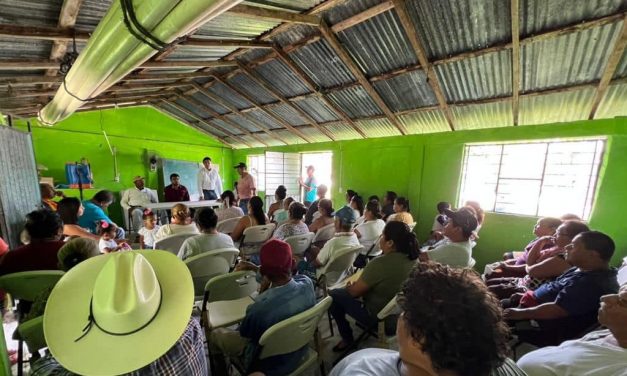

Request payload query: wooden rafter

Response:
[236,61,336,141]
[331,1,394,33]
[318,21,408,135]
[588,15,627,119]
[0,72,216,87]
[272,46,367,138]
[392,0,455,131]
[228,4,320,26]
[511,0,521,125]
[44,0,83,86]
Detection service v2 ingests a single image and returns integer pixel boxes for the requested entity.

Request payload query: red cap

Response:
[260,239,294,278]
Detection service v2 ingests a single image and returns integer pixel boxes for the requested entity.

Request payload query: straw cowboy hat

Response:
[44,251,193,375]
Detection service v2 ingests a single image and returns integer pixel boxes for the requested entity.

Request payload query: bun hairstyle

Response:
[382,221,420,260]
[171,203,191,222]
[221,190,236,207]
[395,197,410,213]
[318,199,334,218]
[365,200,382,219]
[275,185,287,200]
[288,202,307,220]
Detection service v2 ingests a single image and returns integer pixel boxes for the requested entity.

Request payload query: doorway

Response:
[300,152,333,202]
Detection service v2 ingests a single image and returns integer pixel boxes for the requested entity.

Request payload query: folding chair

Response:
[284,232,315,258]
[184,254,231,300]
[153,233,196,254]
[217,217,242,234]
[200,247,240,268]
[230,297,333,376]
[16,316,46,361]
[0,271,64,376]
[312,223,335,248]
[239,224,276,258]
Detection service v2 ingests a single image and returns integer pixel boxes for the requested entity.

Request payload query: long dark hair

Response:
[351,195,364,216]
[365,200,382,219]
[382,221,419,260]
[221,190,236,207]
[58,197,81,225]
[249,196,266,225]
[395,197,410,213]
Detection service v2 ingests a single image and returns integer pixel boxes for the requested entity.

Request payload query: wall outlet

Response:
[114,175,120,183]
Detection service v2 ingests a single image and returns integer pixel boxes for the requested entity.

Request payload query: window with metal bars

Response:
[458,138,605,220]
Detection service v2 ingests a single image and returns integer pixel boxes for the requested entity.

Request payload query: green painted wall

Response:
[11,106,232,224]
[234,117,627,269]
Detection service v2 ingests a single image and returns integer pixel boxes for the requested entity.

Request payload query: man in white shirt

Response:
[517,284,627,375]
[419,207,477,267]
[177,207,234,260]
[197,157,223,200]
[120,176,159,232]
[313,206,360,272]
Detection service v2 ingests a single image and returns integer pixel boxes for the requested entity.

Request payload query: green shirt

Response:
[361,252,416,314]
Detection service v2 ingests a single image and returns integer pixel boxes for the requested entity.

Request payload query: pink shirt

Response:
[236,173,256,200]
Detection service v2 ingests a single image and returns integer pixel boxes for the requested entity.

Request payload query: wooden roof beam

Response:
[331,1,394,33]
[44,0,83,86]
[228,4,320,26]
[511,0,521,125]
[588,15,627,119]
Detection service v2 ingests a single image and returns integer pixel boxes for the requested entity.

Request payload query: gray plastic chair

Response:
[284,232,315,257]
[153,233,196,254]
[184,254,230,299]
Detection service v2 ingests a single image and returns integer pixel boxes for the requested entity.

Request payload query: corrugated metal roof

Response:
[295,96,341,122]
[595,83,627,119]
[226,137,248,149]
[298,126,331,143]
[0,0,63,27]
[195,13,280,40]
[238,134,266,148]
[373,69,438,112]
[436,49,512,102]
[256,132,286,146]
[406,0,511,60]
[226,113,263,132]
[274,129,308,145]
[287,40,356,88]
[190,92,229,115]
[253,60,312,98]
[238,48,275,65]
[356,118,402,138]
[158,102,199,124]
[521,21,623,92]
[75,0,112,30]
[207,81,253,110]
[175,98,210,120]
[452,101,513,130]
[335,11,417,76]
[267,103,308,126]
[243,0,324,13]
[325,121,364,140]
[520,0,625,37]
[0,39,51,59]
[210,118,245,136]
[399,110,450,134]
[519,87,595,125]
[322,0,384,24]
[247,109,284,130]
[327,86,383,118]
[165,45,237,61]
[228,73,277,105]
[614,50,627,79]
[270,24,319,47]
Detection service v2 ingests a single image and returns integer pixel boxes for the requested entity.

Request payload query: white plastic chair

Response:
[284,232,315,257]
[184,254,230,299]
[408,222,417,232]
[617,256,627,286]
[312,223,335,246]
[240,223,276,256]
[231,297,333,376]
[153,233,197,255]
[200,247,240,268]
[217,217,242,234]
[202,271,259,329]
[317,245,363,289]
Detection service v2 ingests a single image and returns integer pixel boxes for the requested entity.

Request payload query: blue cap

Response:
[333,205,356,225]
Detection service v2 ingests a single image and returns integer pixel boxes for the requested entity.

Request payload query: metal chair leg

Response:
[17,339,23,376]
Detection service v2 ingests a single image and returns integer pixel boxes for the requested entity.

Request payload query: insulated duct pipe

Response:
[39,0,243,125]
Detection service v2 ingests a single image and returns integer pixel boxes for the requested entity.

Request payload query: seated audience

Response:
[351,195,365,225]
[503,231,619,346]
[267,185,287,221]
[273,202,309,241]
[40,183,64,211]
[517,284,627,375]
[500,217,562,267]
[273,197,294,225]
[0,210,65,275]
[230,196,269,242]
[30,251,206,376]
[419,207,477,267]
[178,207,234,260]
[367,195,379,202]
[120,176,159,232]
[561,213,582,221]
[209,240,315,375]
[430,201,451,237]
[488,220,589,299]
[330,262,524,376]
[154,203,199,241]
[138,209,160,249]
[308,198,334,233]
[381,191,397,221]
[57,197,99,241]
[97,221,130,253]
[216,190,244,222]
[304,184,328,225]
[329,221,419,352]
[387,197,413,225]
[465,200,485,234]
[79,190,125,238]
[354,200,386,250]
[163,173,190,202]
[345,189,358,206]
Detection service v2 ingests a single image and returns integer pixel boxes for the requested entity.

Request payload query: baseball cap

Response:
[444,207,478,234]
[333,205,356,225]
[259,239,294,278]
[234,162,247,169]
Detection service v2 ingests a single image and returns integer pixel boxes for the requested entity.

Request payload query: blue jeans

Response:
[203,189,217,200]
[329,288,378,343]
[239,199,249,215]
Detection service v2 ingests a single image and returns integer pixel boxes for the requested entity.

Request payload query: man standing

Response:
[298,165,317,207]
[197,157,222,200]
[234,162,255,214]
[120,176,159,232]
[164,173,190,202]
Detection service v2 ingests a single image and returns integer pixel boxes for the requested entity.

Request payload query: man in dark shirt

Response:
[0,209,65,275]
[504,231,619,345]
[304,184,327,225]
[381,191,397,221]
[164,173,190,202]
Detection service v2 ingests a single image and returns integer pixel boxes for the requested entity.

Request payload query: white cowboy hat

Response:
[44,250,193,375]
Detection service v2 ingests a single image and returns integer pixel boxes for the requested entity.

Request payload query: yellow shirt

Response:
[387,211,414,225]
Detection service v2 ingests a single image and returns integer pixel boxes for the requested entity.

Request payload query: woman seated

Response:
[154,203,199,242]
[308,198,334,233]
[178,207,234,260]
[354,200,386,250]
[216,190,244,222]
[328,221,419,351]
[273,202,309,241]
[57,197,99,241]
[267,185,287,221]
[386,197,413,225]
[350,195,365,225]
[273,197,294,226]
[230,196,269,242]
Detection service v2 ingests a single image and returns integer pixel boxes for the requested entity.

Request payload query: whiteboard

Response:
[160,159,219,201]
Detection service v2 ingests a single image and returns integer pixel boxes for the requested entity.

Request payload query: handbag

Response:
[353,235,381,269]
